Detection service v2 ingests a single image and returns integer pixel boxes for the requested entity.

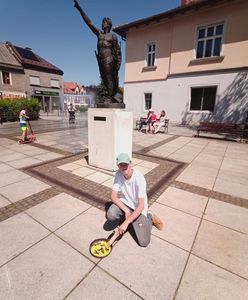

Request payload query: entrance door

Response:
[44,97,50,113]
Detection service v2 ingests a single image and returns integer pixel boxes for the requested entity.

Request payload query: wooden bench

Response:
[136,118,169,133]
[155,118,169,133]
[196,122,245,140]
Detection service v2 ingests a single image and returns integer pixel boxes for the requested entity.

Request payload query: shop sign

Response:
[0,91,26,99]
[34,90,59,96]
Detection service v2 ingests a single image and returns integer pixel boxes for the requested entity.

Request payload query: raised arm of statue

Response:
[73,0,99,36]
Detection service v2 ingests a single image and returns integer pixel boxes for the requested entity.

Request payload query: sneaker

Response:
[151,213,164,230]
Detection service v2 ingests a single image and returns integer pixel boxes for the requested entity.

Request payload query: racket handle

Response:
[107,230,120,246]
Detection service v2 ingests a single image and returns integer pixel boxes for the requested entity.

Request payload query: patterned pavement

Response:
[0,115,248,299]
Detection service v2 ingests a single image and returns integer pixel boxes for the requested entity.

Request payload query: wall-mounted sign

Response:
[33,90,59,96]
[0,91,26,99]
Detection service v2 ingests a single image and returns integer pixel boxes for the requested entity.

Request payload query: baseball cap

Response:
[116,153,131,165]
[149,108,154,112]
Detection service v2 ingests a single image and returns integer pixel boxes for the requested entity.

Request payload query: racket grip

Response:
[107,230,120,246]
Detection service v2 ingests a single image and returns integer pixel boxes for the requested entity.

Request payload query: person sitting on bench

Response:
[154,110,166,134]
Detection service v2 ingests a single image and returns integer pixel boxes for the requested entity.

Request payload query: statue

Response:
[73,0,123,107]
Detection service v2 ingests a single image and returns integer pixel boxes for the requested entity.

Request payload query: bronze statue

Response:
[73,0,122,105]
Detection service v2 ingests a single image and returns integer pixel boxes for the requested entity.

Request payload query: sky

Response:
[1,0,180,86]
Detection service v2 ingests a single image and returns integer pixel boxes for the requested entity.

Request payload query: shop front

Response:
[32,90,61,113]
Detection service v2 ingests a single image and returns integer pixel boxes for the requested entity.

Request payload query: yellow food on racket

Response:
[89,239,112,258]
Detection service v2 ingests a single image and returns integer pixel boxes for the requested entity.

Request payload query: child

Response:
[19,108,29,141]
[146,109,157,134]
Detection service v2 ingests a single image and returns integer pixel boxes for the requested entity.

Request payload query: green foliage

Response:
[96,79,109,104]
[0,98,41,122]
[77,105,88,112]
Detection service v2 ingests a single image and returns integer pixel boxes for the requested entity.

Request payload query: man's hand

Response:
[118,221,129,235]
[73,0,80,9]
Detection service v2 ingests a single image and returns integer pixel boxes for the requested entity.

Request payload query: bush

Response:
[0,98,41,122]
[77,105,88,112]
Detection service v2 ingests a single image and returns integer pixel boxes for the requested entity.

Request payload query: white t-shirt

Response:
[112,169,148,216]
[19,109,26,124]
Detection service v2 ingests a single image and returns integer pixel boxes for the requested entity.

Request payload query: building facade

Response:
[0,43,26,99]
[114,0,248,124]
[4,42,64,113]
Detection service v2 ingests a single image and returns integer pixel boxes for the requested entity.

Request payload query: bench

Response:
[136,117,169,133]
[196,122,245,141]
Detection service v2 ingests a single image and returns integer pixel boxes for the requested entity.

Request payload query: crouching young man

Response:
[106,153,164,247]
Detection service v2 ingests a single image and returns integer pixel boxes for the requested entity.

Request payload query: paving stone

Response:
[56,206,107,262]
[33,152,63,161]
[27,193,90,231]
[214,176,248,199]
[157,186,208,217]
[67,266,141,299]
[137,160,159,169]
[176,255,248,300]
[134,165,151,175]
[204,198,248,234]
[0,177,50,202]
[84,171,113,184]
[101,177,115,188]
[0,152,28,163]
[0,163,15,173]
[72,166,95,177]
[58,162,82,172]
[99,234,188,299]
[0,169,30,188]
[0,235,94,300]
[0,195,11,208]
[6,157,43,168]
[0,213,49,266]
[192,220,248,279]
[150,202,200,251]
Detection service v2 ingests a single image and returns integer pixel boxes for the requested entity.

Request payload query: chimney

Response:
[25,47,32,51]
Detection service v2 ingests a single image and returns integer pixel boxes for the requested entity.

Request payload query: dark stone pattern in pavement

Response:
[172,181,248,209]
[1,150,247,223]
[136,135,178,154]
[1,133,74,156]
[0,187,61,222]
[25,152,185,209]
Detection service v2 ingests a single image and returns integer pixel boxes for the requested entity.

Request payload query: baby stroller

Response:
[18,119,37,144]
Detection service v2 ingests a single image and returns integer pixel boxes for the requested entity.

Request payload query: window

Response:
[51,79,59,88]
[144,93,152,110]
[2,71,11,84]
[30,76,40,85]
[146,42,156,67]
[190,86,217,112]
[196,23,224,59]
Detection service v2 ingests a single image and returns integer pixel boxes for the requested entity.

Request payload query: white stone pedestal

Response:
[88,108,133,171]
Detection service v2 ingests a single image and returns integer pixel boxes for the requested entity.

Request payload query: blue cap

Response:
[116,153,131,165]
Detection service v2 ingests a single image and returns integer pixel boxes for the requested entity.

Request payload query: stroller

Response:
[18,119,36,144]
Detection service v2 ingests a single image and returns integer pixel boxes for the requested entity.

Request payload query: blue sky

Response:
[1,0,180,86]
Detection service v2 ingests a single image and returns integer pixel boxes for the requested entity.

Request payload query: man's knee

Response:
[138,236,151,247]
[106,204,122,222]
[106,209,117,221]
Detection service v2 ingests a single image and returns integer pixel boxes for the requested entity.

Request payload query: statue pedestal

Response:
[88,109,133,171]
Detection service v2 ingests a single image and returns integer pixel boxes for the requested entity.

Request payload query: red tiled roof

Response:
[63,82,85,94]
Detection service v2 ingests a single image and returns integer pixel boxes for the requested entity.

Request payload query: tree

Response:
[96,78,109,104]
